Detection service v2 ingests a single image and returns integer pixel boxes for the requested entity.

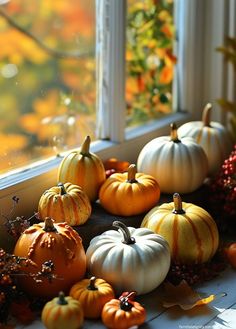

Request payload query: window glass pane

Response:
[126,0,176,127]
[0,0,96,174]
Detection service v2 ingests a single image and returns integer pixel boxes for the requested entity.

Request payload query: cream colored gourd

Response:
[58,135,106,202]
[141,193,219,264]
[178,103,233,176]
[137,123,208,194]
[86,221,171,295]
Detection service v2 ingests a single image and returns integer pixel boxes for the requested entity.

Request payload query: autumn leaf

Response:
[162,280,226,310]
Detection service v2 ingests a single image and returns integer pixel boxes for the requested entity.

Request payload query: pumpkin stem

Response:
[170,123,181,143]
[113,221,136,245]
[80,135,91,155]
[202,103,212,127]
[172,193,185,214]
[43,217,58,232]
[57,291,68,305]
[119,292,137,311]
[126,164,138,183]
[58,182,67,195]
[87,276,98,291]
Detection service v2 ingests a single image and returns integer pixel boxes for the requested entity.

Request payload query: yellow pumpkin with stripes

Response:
[42,291,84,329]
[141,193,219,264]
[38,182,91,226]
[58,135,106,202]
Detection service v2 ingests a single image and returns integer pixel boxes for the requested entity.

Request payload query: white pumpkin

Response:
[137,123,208,194]
[86,221,171,295]
[178,103,233,176]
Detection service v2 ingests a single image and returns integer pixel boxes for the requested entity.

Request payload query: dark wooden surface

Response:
[75,184,210,251]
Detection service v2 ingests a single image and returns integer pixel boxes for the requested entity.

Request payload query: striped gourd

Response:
[178,103,233,176]
[58,135,106,202]
[38,182,92,226]
[141,193,219,264]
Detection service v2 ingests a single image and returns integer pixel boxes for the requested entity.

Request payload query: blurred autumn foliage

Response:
[126,0,176,126]
[0,0,176,174]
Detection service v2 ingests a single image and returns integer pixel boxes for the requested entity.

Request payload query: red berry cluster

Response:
[209,145,236,220]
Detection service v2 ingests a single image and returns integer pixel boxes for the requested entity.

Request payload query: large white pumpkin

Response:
[86,221,171,295]
[137,123,208,194]
[178,103,233,176]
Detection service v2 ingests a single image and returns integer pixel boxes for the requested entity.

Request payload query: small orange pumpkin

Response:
[225,243,236,269]
[41,291,84,329]
[99,164,160,216]
[58,135,106,202]
[101,291,146,329]
[69,276,115,319]
[38,182,92,226]
[14,217,87,298]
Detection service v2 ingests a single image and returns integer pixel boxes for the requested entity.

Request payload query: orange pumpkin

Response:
[70,276,115,319]
[14,217,86,298]
[99,164,160,216]
[58,135,106,202]
[141,193,219,264]
[41,291,84,329]
[225,243,236,269]
[38,182,92,226]
[101,292,146,329]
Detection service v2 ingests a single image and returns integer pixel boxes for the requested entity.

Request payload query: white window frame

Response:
[0,0,233,219]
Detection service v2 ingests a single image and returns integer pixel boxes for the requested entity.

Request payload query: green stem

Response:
[57,292,68,305]
[113,221,136,244]
[58,182,67,195]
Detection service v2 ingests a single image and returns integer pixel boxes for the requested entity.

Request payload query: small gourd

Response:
[99,164,160,216]
[178,103,233,176]
[86,220,170,295]
[38,182,92,226]
[41,291,84,329]
[141,193,219,264]
[70,276,115,319]
[101,291,146,329]
[137,123,208,194]
[14,217,86,298]
[58,135,106,202]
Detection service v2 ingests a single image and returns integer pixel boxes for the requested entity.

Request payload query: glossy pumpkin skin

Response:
[99,164,160,216]
[141,193,219,264]
[101,292,146,329]
[137,123,208,194]
[69,276,115,319]
[42,292,84,329]
[58,136,106,202]
[86,221,171,295]
[225,243,236,269]
[178,103,233,176]
[14,218,87,298]
[38,182,92,226]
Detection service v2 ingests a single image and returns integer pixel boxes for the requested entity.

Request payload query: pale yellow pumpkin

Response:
[178,103,233,176]
[99,164,160,216]
[137,123,208,194]
[141,193,219,264]
[38,182,92,226]
[41,291,84,329]
[58,136,106,202]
